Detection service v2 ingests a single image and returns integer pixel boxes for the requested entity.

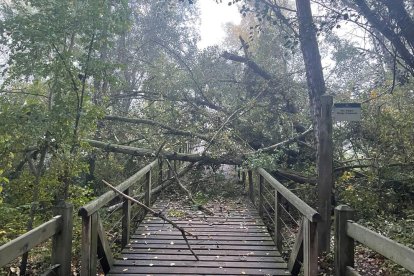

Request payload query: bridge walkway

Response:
[108,198,291,275]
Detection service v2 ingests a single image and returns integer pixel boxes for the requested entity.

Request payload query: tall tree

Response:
[0,0,130,271]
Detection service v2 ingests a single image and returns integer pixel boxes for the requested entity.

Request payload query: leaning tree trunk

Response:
[295,0,326,126]
[295,0,332,254]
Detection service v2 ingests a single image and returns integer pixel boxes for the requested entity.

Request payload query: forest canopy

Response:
[0,0,413,274]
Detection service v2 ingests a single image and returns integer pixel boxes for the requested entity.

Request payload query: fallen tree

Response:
[84,138,320,185]
[84,139,245,165]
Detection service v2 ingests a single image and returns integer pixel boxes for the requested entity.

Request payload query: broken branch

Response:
[102,179,200,261]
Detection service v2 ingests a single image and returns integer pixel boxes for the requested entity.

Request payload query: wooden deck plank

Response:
[108,198,290,275]
[130,234,274,241]
[142,221,263,225]
[132,232,272,237]
[137,227,270,233]
[114,260,287,268]
[114,254,284,262]
[121,248,281,257]
[126,244,279,251]
[108,266,290,275]
[127,239,276,245]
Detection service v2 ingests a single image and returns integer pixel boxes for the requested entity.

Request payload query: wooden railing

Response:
[78,158,166,275]
[78,140,192,276]
[0,202,73,276]
[246,168,321,276]
[334,205,414,276]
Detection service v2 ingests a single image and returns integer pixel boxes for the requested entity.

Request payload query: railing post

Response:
[335,205,355,276]
[248,170,254,203]
[168,160,172,179]
[318,95,333,253]
[81,213,98,276]
[158,157,163,184]
[97,214,114,273]
[121,187,131,248]
[274,190,282,252]
[51,201,73,276]
[242,171,246,189]
[303,218,318,276]
[145,170,152,206]
[259,174,264,217]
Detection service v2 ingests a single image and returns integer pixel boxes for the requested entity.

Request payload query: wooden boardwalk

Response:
[108,199,291,275]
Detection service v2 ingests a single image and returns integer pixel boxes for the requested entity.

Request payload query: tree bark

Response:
[296,0,331,254]
[295,0,326,125]
[84,139,244,165]
[273,169,317,185]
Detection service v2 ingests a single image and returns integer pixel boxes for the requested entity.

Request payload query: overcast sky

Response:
[197,0,241,49]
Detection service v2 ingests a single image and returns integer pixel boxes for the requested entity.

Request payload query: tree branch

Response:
[353,0,414,73]
[250,125,313,153]
[72,33,95,153]
[104,115,211,141]
[221,52,272,80]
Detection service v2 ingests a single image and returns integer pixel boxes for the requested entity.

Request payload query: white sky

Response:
[197,0,241,49]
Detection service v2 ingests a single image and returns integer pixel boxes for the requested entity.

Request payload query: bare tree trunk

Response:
[295,0,326,130]
[295,0,332,254]
[20,145,48,275]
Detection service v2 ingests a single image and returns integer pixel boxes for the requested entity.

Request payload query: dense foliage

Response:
[0,0,413,274]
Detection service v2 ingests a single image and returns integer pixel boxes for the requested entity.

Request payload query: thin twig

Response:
[0,90,49,98]
[102,179,200,260]
[72,33,95,153]
[248,125,313,154]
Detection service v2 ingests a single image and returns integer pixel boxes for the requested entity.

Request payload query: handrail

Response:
[257,168,321,222]
[78,158,164,276]
[246,168,320,276]
[78,144,191,276]
[0,202,73,276]
[335,205,414,275]
[78,159,158,217]
[0,216,61,267]
[347,222,414,272]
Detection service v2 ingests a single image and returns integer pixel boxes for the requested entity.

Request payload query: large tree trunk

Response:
[295,0,326,125]
[295,0,332,254]
[85,139,245,165]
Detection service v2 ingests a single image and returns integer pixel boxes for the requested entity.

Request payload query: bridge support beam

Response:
[145,170,152,206]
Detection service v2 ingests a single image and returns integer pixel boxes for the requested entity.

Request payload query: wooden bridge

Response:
[1,157,414,275]
[108,199,290,275]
